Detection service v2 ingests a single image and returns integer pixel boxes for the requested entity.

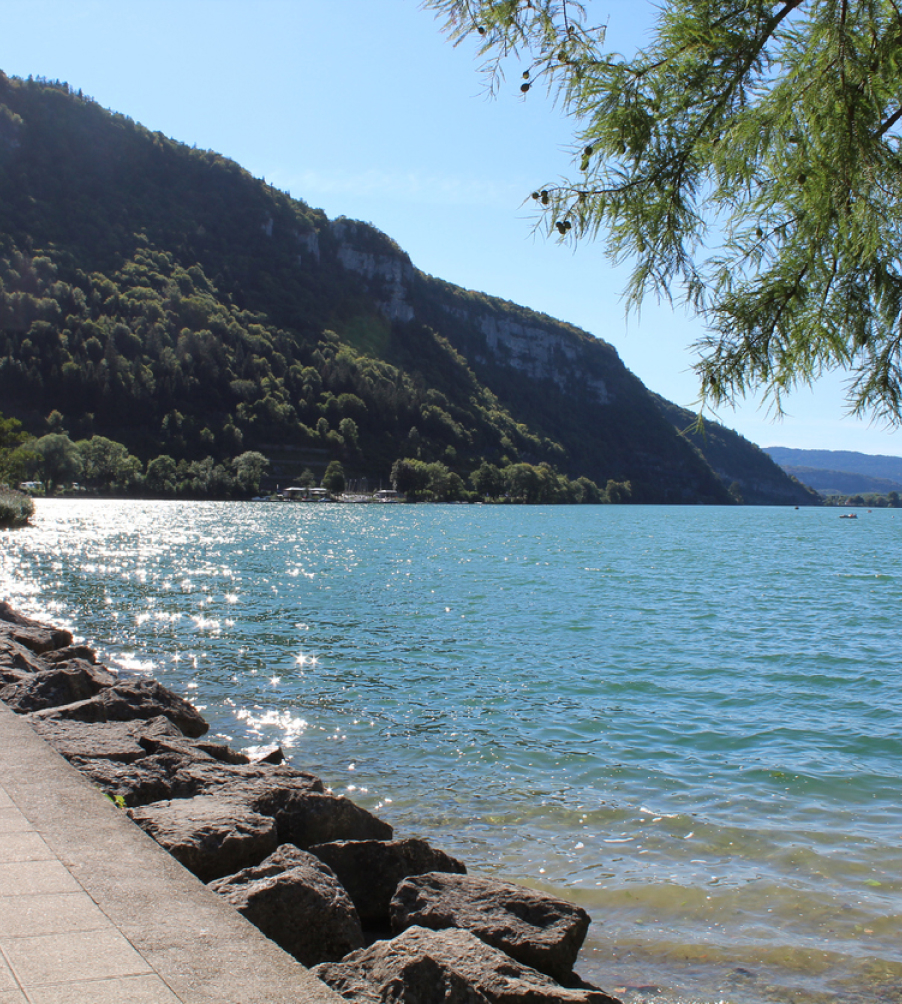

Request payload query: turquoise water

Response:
[2,500,900,1003]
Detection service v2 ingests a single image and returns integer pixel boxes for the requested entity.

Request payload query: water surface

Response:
[2,501,900,1003]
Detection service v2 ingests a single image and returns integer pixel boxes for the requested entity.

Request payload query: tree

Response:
[32,434,82,493]
[470,460,505,498]
[233,450,269,494]
[322,460,346,494]
[146,455,177,495]
[77,436,141,490]
[0,412,34,486]
[425,0,902,422]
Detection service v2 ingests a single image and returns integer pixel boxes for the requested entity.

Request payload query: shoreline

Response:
[0,600,625,1004]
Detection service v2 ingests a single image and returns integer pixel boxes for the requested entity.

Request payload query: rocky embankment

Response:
[0,601,622,1004]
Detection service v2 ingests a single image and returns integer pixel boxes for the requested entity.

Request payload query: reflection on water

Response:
[2,499,901,1003]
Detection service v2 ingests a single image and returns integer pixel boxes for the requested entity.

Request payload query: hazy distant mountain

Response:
[765,448,902,494]
[765,447,902,481]
[776,465,902,495]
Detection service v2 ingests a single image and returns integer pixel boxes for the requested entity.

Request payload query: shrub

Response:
[0,489,35,528]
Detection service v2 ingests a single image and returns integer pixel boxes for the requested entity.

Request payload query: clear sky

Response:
[2,0,900,456]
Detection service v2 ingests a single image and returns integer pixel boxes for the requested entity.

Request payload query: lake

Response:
[2,500,900,1003]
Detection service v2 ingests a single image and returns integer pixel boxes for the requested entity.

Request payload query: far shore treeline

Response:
[0,72,820,510]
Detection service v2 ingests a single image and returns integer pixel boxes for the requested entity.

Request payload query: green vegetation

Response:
[0,71,809,505]
[426,1,902,423]
[0,487,33,528]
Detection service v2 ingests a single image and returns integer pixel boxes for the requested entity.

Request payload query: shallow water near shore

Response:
[2,499,900,1003]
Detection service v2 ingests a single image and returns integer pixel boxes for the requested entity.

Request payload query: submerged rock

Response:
[209,844,364,966]
[391,872,591,982]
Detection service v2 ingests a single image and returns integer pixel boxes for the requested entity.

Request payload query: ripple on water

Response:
[3,500,901,1003]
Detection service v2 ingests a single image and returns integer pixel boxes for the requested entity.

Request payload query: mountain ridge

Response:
[0,71,813,504]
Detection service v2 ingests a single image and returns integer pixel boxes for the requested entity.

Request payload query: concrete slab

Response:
[27,975,182,1004]
[0,891,111,937]
[0,860,82,897]
[2,928,153,986]
[0,702,343,1004]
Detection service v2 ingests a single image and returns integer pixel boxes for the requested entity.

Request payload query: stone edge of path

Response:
[0,700,343,1004]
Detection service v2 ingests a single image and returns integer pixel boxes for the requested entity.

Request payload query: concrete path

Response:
[0,702,342,1004]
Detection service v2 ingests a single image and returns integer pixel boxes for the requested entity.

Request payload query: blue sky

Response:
[2,0,900,456]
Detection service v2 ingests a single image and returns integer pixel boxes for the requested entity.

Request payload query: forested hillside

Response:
[0,72,806,503]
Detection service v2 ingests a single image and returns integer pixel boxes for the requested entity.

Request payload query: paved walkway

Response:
[0,702,342,1004]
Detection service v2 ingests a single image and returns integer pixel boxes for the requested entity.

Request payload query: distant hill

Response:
[655,399,821,505]
[0,71,812,504]
[778,465,902,496]
[765,448,902,495]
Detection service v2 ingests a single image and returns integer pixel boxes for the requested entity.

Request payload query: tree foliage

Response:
[425,0,902,422]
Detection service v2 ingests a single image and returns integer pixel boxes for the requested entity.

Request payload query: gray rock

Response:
[0,635,52,677]
[391,872,591,982]
[136,734,252,765]
[264,790,393,849]
[209,844,364,966]
[72,754,323,808]
[128,796,279,882]
[0,603,73,653]
[315,926,622,1004]
[313,936,491,1004]
[31,716,184,763]
[309,838,466,925]
[29,678,209,737]
[42,644,98,664]
[0,661,117,712]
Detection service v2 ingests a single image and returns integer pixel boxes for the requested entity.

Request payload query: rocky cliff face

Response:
[331,220,415,323]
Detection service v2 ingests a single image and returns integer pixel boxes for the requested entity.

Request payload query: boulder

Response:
[391,873,591,982]
[313,935,490,1004]
[31,716,183,763]
[209,844,364,966]
[137,734,252,765]
[0,635,52,677]
[71,754,323,808]
[261,789,393,849]
[42,644,99,664]
[128,796,279,882]
[309,838,467,925]
[28,678,209,737]
[0,603,73,653]
[314,926,622,1004]
[0,661,117,713]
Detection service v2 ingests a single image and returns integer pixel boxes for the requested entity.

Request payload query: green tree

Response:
[77,436,141,490]
[605,479,633,504]
[322,460,346,494]
[233,450,270,494]
[33,434,82,493]
[426,0,902,422]
[470,461,505,499]
[0,412,33,486]
[146,455,177,495]
[338,417,359,450]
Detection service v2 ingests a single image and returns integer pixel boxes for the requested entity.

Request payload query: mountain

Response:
[654,399,821,505]
[775,465,902,496]
[0,72,808,504]
[765,448,902,486]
